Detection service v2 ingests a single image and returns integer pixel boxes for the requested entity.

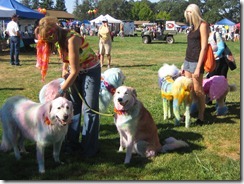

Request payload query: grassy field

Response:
[0,33,240,180]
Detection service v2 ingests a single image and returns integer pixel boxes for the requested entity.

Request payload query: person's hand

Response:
[54,87,66,99]
[193,68,201,78]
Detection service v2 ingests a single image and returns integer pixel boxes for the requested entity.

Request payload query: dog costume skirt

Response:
[203,76,228,100]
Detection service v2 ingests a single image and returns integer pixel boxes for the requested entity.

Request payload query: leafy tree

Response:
[54,0,67,11]
[73,0,90,20]
[72,0,240,23]
[156,11,171,21]
[131,1,154,21]
[155,0,188,22]
[31,0,39,9]
[204,0,240,23]
[39,0,54,10]
[20,0,32,8]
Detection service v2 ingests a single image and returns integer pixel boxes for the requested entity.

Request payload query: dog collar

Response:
[44,116,52,125]
[114,108,127,115]
[103,80,116,95]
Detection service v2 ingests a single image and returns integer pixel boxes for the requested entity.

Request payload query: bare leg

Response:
[107,54,111,68]
[184,70,205,121]
[100,54,104,67]
[192,74,205,121]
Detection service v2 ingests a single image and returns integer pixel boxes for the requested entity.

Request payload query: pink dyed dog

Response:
[0,96,73,173]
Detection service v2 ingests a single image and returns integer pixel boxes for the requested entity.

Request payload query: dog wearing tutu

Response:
[203,75,236,116]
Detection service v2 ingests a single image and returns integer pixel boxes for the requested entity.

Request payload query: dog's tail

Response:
[161,137,189,153]
[228,84,237,92]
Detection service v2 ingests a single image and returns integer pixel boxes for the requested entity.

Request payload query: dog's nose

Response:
[63,115,69,121]
[118,98,123,102]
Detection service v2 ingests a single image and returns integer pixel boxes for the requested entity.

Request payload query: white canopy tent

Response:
[104,14,122,24]
[90,14,122,24]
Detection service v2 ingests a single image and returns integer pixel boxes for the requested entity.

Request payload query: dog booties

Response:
[216,106,228,116]
[39,78,65,103]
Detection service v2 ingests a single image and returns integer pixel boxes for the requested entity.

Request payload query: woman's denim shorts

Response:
[183,60,204,74]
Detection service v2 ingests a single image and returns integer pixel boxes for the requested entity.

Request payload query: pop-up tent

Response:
[90,14,122,24]
[0,5,15,17]
[0,0,44,19]
[215,18,235,26]
[104,14,122,24]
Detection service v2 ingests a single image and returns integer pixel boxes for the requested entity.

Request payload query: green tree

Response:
[131,1,154,21]
[54,0,67,11]
[156,11,171,20]
[31,0,39,9]
[203,0,240,23]
[73,0,90,20]
[72,0,240,23]
[39,0,54,10]
[20,0,32,8]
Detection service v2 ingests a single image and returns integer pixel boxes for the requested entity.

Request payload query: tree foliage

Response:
[39,0,54,10]
[72,0,240,23]
[22,0,239,24]
[55,0,67,11]
[20,0,32,8]
[31,0,39,9]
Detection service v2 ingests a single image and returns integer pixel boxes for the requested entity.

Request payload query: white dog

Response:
[99,68,125,112]
[0,96,73,173]
[113,86,189,164]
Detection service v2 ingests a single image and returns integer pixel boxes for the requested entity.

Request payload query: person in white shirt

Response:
[80,23,86,39]
[6,14,21,66]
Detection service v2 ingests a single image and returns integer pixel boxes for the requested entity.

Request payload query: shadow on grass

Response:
[0,87,24,91]
[113,64,157,68]
[204,101,240,125]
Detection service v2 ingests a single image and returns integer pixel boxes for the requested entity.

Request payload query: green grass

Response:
[0,33,240,180]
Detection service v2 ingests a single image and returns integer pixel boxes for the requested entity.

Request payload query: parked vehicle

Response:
[141,20,177,44]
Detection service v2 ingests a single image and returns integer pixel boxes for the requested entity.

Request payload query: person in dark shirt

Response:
[182,4,209,125]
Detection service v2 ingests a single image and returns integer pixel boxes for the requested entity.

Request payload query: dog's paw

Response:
[216,106,228,116]
[124,160,130,164]
[55,161,65,166]
[145,150,156,158]
[118,146,124,152]
[38,168,45,174]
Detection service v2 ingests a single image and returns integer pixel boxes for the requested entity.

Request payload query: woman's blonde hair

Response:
[184,4,205,31]
[38,16,68,53]
[38,16,59,42]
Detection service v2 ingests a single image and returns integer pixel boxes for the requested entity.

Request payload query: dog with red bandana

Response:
[113,86,189,164]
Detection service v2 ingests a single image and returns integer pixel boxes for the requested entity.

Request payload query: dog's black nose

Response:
[63,115,69,121]
[118,98,123,102]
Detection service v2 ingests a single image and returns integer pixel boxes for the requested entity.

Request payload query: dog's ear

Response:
[128,87,137,97]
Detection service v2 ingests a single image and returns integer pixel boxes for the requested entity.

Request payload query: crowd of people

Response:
[210,25,240,42]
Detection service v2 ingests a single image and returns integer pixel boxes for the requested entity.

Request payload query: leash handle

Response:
[70,84,114,117]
